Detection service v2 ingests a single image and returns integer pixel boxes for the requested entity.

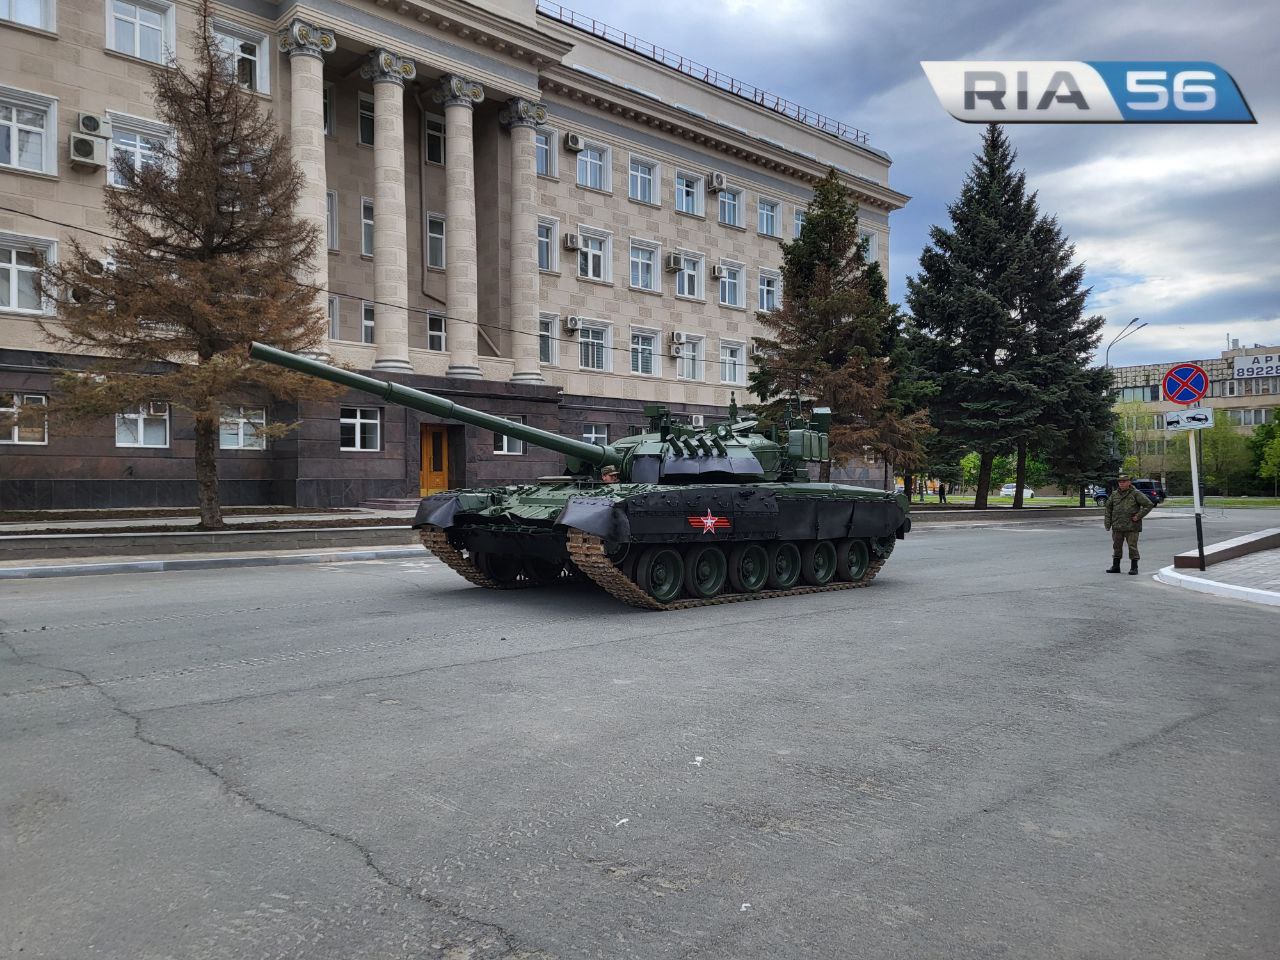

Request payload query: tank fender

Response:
[557,496,631,542]
[846,499,905,539]
[897,516,912,539]
[413,493,462,530]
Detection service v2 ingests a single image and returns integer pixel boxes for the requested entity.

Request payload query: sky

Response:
[550,0,1277,368]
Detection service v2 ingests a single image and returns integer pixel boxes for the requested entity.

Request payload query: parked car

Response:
[1094,478,1166,505]
[999,483,1035,499]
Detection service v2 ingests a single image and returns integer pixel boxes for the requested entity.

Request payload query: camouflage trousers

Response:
[1111,529,1140,560]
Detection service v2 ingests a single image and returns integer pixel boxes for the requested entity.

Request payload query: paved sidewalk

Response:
[0,507,415,533]
[1157,547,1280,607]
[0,544,429,579]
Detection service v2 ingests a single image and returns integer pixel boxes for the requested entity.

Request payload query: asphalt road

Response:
[2,508,1277,960]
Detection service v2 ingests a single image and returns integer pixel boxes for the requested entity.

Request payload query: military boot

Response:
[1129,559,1139,576]
[1106,557,1121,573]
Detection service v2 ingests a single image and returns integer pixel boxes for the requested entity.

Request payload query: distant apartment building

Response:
[0,0,907,509]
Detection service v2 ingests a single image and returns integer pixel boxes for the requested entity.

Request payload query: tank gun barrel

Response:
[249,342,619,468]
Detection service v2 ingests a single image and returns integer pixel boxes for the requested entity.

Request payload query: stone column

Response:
[278,20,336,338]
[433,75,485,379]
[360,49,417,372]
[501,97,547,383]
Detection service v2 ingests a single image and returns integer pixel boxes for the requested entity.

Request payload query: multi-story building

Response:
[0,0,907,509]
[1111,341,1279,481]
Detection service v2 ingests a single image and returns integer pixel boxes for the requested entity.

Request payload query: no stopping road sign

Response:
[1162,363,1209,405]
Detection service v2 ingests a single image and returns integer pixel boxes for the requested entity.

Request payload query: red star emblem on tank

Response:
[687,509,730,534]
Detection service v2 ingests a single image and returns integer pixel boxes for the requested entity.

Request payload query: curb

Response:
[1154,565,1280,607]
[0,547,428,580]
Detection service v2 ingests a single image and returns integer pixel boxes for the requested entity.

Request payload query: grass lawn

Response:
[922,495,1091,507]
[1162,496,1280,509]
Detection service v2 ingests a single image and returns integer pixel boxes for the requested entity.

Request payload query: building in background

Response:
[0,0,906,509]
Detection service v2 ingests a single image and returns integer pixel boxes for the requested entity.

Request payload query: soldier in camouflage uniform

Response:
[1104,474,1154,575]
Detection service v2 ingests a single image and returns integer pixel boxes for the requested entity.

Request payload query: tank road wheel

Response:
[835,538,870,582]
[475,552,523,586]
[684,544,728,599]
[636,547,685,604]
[767,541,802,590]
[727,543,769,594]
[522,557,563,585]
[801,540,837,586]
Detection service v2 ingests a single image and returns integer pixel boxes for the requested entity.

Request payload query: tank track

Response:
[418,526,524,590]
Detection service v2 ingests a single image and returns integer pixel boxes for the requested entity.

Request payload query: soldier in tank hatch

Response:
[601,465,620,484]
[1104,474,1153,575]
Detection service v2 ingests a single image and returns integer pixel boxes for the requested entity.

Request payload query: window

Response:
[423,113,445,165]
[582,424,608,446]
[676,252,703,300]
[759,271,780,311]
[718,262,743,308]
[718,188,742,227]
[2,0,52,30]
[212,23,268,93]
[115,402,169,448]
[107,114,169,187]
[677,336,704,381]
[1,392,47,445]
[628,156,656,204]
[426,214,445,269]
[579,324,609,371]
[758,198,779,236]
[323,82,334,136]
[108,1,173,64]
[427,313,446,352]
[675,172,703,215]
[220,405,265,449]
[859,229,879,262]
[0,88,56,174]
[538,313,558,364]
[577,227,611,282]
[535,129,556,177]
[629,240,659,292]
[1118,385,1160,403]
[493,415,525,455]
[361,198,374,257]
[630,329,658,376]
[576,142,610,191]
[720,341,745,385]
[794,208,806,238]
[340,406,380,451]
[536,219,557,272]
[325,191,338,250]
[358,93,374,146]
[327,295,339,339]
[0,234,52,313]
[361,302,375,344]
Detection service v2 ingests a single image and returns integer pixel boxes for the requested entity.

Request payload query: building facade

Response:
[0,0,907,509]
[1111,341,1279,482]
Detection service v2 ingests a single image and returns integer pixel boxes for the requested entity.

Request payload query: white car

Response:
[999,483,1035,498]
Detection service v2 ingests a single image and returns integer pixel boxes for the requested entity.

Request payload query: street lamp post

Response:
[1104,317,1148,486]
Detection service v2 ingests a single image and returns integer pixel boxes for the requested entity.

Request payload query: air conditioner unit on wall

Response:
[562,233,581,250]
[710,264,727,281]
[670,344,687,359]
[749,342,766,357]
[564,315,582,331]
[707,171,727,192]
[77,113,112,140]
[689,414,705,428]
[564,132,585,152]
[664,252,682,272]
[671,331,688,344]
[68,133,108,170]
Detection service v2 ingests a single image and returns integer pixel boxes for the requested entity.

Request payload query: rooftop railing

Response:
[535,1,871,146]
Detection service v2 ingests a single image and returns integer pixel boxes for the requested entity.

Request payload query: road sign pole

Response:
[1187,427,1206,571]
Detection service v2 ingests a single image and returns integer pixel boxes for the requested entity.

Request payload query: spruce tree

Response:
[38,1,336,528]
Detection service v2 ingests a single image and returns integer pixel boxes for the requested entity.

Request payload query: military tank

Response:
[250,342,910,610]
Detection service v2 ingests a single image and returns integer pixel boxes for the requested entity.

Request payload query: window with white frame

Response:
[322,82,334,136]
[108,1,173,64]
[426,214,445,269]
[212,22,269,93]
[1,391,47,445]
[423,113,445,165]
[677,336,704,381]
[0,88,56,175]
[427,313,446,352]
[718,187,742,227]
[536,218,557,272]
[576,141,610,191]
[628,156,656,204]
[676,252,703,299]
[758,198,779,236]
[577,227,611,282]
[493,415,525,455]
[361,198,374,256]
[0,233,53,314]
[325,190,338,250]
[758,270,780,311]
[358,93,374,146]
[794,207,807,237]
[2,0,53,30]
[579,323,609,371]
[219,405,265,449]
[675,172,703,215]
[629,239,659,292]
[582,423,608,446]
[538,313,558,364]
[361,302,375,344]
[339,406,380,451]
[859,229,880,262]
[720,341,745,385]
[107,113,169,187]
[115,401,169,448]
[630,329,659,376]
[326,295,339,339]
[718,261,743,308]
[535,128,556,177]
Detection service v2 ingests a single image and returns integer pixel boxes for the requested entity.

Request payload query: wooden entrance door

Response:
[420,425,449,496]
